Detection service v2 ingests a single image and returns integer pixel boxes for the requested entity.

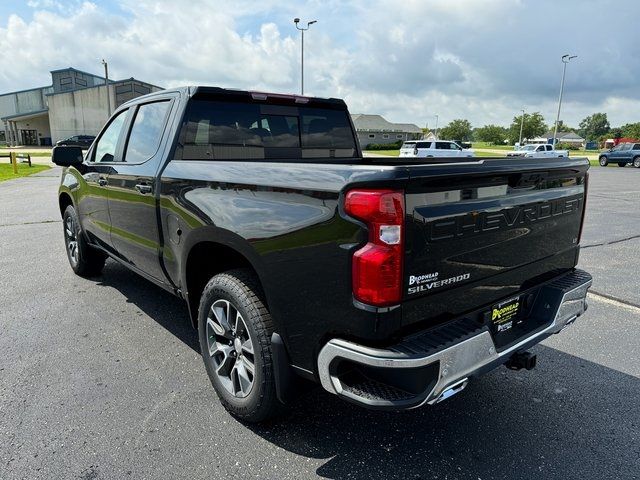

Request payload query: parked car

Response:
[55,135,96,148]
[399,140,475,158]
[506,144,569,158]
[598,142,640,167]
[52,86,592,422]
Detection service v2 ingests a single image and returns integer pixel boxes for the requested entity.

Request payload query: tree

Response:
[579,113,610,140]
[508,112,547,144]
[620,122,640,139]
[475,124,508,145]
[439,119,473,141]
[554,120,578,134]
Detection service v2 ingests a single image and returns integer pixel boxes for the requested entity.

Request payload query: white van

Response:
[399,140,475,158]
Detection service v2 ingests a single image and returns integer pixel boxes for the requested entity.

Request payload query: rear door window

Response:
[177,99,357,161]
[124,101,171,163]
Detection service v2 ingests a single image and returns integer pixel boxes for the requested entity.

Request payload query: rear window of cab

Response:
[176,99,357,161]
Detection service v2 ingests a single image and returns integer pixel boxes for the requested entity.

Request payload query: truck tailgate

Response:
[401,157,588,328]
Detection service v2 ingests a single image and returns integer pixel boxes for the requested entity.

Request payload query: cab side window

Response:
[93,109,128,163]
[124,101,171,163]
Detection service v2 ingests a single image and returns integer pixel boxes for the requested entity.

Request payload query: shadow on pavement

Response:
[249,350,639,479]
[96,260,199,352]
[90,260,638,479]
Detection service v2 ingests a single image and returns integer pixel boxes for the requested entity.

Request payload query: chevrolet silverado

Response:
[52,86,592,422]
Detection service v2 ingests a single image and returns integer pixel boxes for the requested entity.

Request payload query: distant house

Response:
[532,131,585,146]
[351,114,422,148]
[422,131,437,141]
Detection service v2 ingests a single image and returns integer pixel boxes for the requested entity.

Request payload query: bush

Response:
[556,142,580,151]
[365,141,403,151]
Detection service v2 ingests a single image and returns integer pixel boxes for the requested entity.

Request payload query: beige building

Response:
[351,114,422,148]
[1,67,161,146]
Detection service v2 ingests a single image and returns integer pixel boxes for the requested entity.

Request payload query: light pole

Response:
[434,114,439,140]
[552,54,577,147]
[294,18,317,95]
[101,59,111,116]
[518,109,525,146]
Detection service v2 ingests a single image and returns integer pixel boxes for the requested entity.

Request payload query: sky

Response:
[1,0,638,129]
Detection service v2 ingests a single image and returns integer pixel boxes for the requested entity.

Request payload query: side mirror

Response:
[52,146,84,167]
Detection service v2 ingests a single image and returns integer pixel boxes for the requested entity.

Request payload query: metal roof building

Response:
[1,67,162,146]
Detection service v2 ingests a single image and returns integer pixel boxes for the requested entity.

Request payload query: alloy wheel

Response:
[64,215,79,266]
[206,299,255,398]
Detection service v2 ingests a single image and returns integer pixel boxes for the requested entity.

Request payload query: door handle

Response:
[135,183,152,194]
[98,177,108,186]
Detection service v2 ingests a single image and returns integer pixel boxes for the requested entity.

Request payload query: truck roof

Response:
[119,85,347,109]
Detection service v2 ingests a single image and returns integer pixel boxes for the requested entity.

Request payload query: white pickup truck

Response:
[506,144,569,158]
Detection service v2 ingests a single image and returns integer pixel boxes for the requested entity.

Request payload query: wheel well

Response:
[59,193,73,218]
[185,242,258,328]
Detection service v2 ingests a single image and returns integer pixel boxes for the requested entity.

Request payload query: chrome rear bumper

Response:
[317,269,592,409]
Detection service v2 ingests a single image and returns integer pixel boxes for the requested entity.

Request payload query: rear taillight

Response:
[344,189,404,306]
[578,172,589,243]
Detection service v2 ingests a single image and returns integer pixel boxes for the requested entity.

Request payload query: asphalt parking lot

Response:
[1,165,638,480]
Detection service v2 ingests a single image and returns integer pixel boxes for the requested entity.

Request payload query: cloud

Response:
[1,0,639,128]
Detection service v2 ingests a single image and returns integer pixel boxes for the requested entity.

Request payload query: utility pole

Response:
[102,59,111,116]
[434,115,439,140]
[518,109,525,146]
[553,54,577,147]
[293,18,317,95]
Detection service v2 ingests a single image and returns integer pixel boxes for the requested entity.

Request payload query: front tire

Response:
[198,269,281,422]
[633,156,640,168]
[599,156,609,167]
[62,205,106,277]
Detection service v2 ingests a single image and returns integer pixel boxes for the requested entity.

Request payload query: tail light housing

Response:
[577,171,589,243]
[344,189,405,306]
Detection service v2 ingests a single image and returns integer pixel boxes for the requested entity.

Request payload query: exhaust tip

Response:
[435,378,468,403]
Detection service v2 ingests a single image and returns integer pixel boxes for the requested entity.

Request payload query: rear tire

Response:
[633,156,640,168]
[599,156,608,167]
[618,162,626,167]
[198,269,282,423]
[62,205,106,277]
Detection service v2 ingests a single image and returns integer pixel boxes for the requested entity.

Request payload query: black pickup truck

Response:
[53,87,592,422]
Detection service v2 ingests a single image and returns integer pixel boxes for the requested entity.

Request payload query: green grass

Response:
[0,163,50,182]
[471,142,514,150]
[366,150,400,156]
[475,150,507,158]
[0,149,52,157]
